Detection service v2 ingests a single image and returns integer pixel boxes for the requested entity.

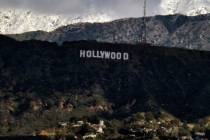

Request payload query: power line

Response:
[142,0,147,43]
[144,0,147,18]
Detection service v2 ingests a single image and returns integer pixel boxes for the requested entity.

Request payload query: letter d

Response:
[123,53,129,60]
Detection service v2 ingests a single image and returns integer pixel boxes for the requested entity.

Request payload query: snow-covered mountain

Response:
[160,0,210,16]
[0,9,111,34]
[1,0,210,34]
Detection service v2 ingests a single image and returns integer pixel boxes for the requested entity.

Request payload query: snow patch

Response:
[160,0,210,16]
[0,9,112,34]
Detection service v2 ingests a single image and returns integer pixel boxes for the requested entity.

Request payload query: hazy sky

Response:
[0,0,162,18]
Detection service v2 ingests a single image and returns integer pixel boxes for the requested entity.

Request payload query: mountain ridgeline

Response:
[8,14,210,51]
[0,35,210,137]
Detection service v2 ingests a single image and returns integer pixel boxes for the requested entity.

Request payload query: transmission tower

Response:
[142,0,147,43]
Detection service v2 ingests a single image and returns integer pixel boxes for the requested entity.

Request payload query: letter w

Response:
[104,52,110,59]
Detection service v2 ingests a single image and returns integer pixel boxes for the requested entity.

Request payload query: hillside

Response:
[0,35,210,139]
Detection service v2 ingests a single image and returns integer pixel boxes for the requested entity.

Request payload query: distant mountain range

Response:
[1,1,210,51]
[8,14,210,51]
[1,0,210,35]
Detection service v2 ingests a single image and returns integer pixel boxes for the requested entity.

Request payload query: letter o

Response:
[116,52,121,60]
[86,51,91,58]
[111,52,116,59]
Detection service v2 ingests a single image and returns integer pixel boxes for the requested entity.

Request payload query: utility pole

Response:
[142,0,147,43]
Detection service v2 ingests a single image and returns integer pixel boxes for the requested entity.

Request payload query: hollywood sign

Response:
[80,50,129,61]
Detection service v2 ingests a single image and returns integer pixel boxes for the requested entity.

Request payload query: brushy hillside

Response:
[0,35,210,139]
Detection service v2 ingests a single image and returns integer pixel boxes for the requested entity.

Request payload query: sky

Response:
[0,0,162,18]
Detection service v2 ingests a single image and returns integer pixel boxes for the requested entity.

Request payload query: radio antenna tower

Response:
[142,0,147,43]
